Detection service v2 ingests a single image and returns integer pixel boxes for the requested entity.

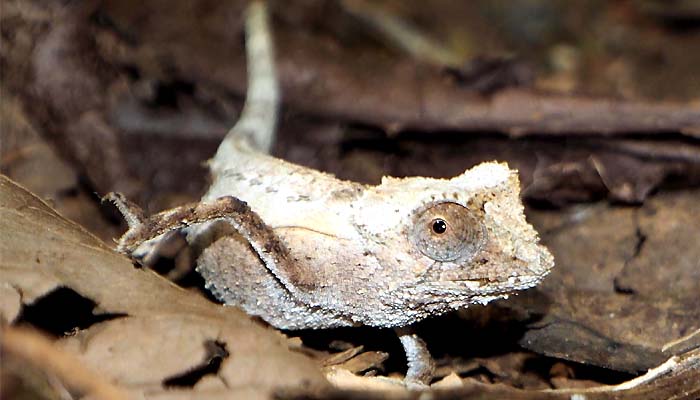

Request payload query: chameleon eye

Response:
[431,219,447,234]
[410,202,485,262]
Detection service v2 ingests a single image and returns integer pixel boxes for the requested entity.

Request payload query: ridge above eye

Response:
[410,202,485,262]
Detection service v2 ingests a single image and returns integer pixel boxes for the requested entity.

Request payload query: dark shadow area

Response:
[162,340,229,388]
[522,356,635,386]
[17,287,126,337]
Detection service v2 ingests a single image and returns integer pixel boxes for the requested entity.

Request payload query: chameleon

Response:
[108,1,553,387]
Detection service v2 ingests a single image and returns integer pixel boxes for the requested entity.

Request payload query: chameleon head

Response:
[353,162,554,320]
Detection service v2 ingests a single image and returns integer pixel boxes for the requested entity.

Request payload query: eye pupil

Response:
[432,219,447,234]
[411,202,485,262]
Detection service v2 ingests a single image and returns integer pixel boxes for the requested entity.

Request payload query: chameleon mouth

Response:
[436,274,548,293]
[442,278,493,290]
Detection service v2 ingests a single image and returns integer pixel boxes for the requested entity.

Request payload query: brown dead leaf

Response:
[323,368,405,392]
[615,191,700,303]
[518,190,700,372]
[0,174,328,398]
[321,346,365,367]
[334,351,389,374]
[431,372,465,389]
[0,283,21,323]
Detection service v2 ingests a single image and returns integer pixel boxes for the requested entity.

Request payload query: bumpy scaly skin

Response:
[112,140,553,386]
[113,154,554,328]
[193,137,554,330]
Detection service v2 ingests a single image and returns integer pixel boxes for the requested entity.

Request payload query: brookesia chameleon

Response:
[109,1,553,387]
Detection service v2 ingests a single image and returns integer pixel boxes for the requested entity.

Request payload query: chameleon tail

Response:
[214,0,279,161]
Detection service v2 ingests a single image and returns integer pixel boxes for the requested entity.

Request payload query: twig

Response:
[341,0,464,68]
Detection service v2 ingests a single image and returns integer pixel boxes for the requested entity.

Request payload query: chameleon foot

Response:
[396,327,435,388]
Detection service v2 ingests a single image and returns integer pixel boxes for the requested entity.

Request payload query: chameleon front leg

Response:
[395,327,435,388]
[105,194,317,296]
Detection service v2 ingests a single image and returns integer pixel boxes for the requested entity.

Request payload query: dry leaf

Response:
[0,175,328,398]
